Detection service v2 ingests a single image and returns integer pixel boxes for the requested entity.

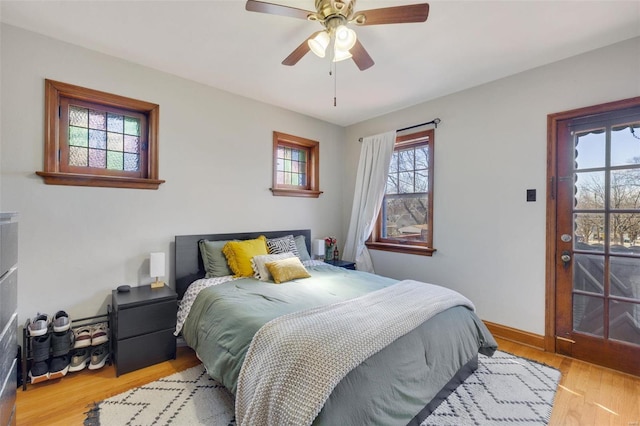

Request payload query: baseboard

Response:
[483,321,546,351]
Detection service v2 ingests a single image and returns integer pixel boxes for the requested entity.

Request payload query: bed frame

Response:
[174,229,311,299]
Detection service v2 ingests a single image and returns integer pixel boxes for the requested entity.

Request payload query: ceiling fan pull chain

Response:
[327,35,337,107]
[334,61,337,107]
[330,54,337,107]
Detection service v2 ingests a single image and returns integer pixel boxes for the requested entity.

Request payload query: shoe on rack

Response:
[88,344,109,370]
[52,310,71,333]
[28,313,50,337]
[31,333,51,363]
[91,323,109,346]
[51,329,74,357]
[73,326,92,349]
[69,348,90,372]
[49,355,70,379]
[28,360,49,384]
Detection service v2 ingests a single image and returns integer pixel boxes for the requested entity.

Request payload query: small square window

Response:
[271,131,322,198]
[37,79,164,190]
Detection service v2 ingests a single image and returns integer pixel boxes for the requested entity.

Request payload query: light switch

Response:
[527,189,536,202]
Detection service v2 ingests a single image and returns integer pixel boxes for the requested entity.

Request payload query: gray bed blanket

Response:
[235,279,475,426]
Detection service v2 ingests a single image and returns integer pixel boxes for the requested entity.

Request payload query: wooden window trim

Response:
[36,79,165,190]
[271,131,322,198]
[366,241,437,256]
[366,129,436,256]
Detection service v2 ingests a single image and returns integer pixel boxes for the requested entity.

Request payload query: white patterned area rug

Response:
[85,351,560,426]
[424,351,561,425]
[83,366,236,426]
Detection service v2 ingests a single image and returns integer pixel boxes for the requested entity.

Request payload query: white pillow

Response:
[251,252,296,281]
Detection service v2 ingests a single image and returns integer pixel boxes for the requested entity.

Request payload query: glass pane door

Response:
[572,121,640,346]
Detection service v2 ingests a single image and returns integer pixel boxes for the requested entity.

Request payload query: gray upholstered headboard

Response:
[174,229,311,299]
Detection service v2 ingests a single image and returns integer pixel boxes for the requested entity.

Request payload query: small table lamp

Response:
[312,239,325,260]
[150,252,165,289]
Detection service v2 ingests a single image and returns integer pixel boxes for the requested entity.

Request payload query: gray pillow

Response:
[294,235,311,261]
[199,239,233,277]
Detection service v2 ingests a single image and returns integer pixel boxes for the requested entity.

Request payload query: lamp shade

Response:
[308,31,330,58]
[312,239,325,257]
[334,25,356,51]
[150,252,165,278]
[333,47,353,62]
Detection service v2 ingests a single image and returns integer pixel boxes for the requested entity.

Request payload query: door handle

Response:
[561,250,571,264]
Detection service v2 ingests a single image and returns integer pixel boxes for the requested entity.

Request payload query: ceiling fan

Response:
[245,0,430,71]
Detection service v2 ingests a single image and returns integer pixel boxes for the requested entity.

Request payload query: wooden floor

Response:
[16,338,640,425]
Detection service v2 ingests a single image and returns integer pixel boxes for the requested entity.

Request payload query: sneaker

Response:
[31,333,51,363]
[51,329,74,357]
[52,311,71,332]
[28,313,50,337]
[88,344,109,370]
[73,326,92,349]
[69,349,90,372]
[28,360,49,384]
[91,323,109,346]
[49,355,70,379]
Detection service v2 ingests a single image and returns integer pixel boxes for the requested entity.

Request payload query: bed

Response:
[175,229,497,426]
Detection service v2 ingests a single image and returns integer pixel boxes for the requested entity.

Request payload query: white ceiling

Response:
[1,0,639,126]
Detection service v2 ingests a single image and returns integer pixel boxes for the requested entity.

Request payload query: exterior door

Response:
[551,99,640,376]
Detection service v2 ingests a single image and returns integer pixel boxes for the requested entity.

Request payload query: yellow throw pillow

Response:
[265,256,311,284]
[222,236,268,277]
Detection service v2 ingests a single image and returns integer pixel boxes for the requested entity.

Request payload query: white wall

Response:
[4,23,639,338]
[343,37,640,335]
[0,24,346,323]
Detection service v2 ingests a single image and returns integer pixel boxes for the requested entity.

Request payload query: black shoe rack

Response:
[21,308,112,390]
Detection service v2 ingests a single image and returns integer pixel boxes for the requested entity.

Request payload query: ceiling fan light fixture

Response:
[308,31,330,58]
[333,46,353,62]
[334,25,357,51]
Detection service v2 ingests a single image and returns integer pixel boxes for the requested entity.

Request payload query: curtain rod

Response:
[358,118,441,142]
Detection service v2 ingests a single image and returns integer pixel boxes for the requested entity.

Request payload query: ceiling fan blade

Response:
[246,0,313,20]
[355,3,429,26]
[350,39,374,71]
[282,32,321,66]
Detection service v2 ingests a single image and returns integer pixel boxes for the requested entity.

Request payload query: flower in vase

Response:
[324,237,337,248]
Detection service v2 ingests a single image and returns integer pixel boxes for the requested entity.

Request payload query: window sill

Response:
[36,171,165,190]
[365,241,436,256]
[270,188,323,198]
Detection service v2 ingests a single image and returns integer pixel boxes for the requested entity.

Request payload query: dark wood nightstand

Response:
[111,284,177,376]
[324,259,356,270]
